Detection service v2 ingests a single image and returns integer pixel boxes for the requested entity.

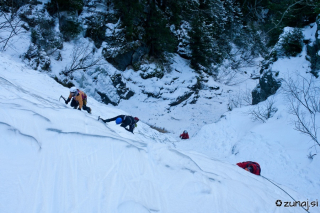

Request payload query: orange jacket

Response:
[68,89,87,109]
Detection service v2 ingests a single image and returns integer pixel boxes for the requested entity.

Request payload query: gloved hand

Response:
[65,98,70,105]
[78,108,81,111]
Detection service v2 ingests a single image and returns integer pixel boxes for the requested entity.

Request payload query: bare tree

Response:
[266,0,318,34]
[62,43,105,75]
[228,88,252,111]
[0,10,26,50]
[248,96,277,123]
[283,74,320,147]
[216,48,258,86]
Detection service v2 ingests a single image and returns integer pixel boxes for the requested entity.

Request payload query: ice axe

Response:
[59,95,67,102]
[98,116,106,122]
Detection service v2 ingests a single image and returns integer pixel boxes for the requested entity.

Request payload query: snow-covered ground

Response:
[0,3,319,212]
[177,23,320,195]
[1,52,319,213]
[0,1,261,137]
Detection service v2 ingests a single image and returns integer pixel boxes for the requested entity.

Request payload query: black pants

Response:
[71,99,90,112]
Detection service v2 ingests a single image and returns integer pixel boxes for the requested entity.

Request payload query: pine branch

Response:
[266,0,304,34]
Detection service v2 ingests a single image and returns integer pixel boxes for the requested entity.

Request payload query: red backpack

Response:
[237,161,261,175]
[247,162,261,175]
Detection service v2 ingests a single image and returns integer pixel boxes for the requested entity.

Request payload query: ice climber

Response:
[99,115,139,133]
[180,130,189,139]
[65,87,91,114]
[237,161,261,175]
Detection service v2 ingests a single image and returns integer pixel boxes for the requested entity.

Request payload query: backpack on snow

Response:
[247,162,261,175]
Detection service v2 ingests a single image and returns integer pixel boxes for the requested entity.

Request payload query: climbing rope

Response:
[261,175,310,213]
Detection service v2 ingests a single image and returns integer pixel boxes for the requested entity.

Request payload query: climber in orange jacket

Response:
[65,87,91,113]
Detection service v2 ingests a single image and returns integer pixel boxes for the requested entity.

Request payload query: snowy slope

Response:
[0,53,314,213]
[176,24,320,211]
[0,1,261,137]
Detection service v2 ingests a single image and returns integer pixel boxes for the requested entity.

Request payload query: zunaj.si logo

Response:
[275,199,319,211]
[275,200,282,206]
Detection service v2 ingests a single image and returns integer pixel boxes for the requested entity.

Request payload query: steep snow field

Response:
[0,3,319,212]
[1,52,318,213]
[176,24,320,205]
[179,25,320,187]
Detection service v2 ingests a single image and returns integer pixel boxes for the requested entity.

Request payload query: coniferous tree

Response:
[113,0,178,58]
[235,0,319,47]
[46,0,84,14]
[144,1,177,57]
[189,13,212,71]
[223,0,243,40]
[189,0,227,72]
[113,0,144,41]
[266,0,318,46]
[153,0,188,25]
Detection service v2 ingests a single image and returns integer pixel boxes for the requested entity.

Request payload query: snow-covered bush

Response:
[173,21,192,59]
[140,66,164,79]
[60,17,82,41]
[29,22,63,53]
[275,28,304,58]
[84,15,107,48]
[23,43,51,71]
[19,4,62,70]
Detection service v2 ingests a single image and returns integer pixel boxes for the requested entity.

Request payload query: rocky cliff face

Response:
[252,71,281,105]
[2,0,318,110]
[307,15,320,77]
